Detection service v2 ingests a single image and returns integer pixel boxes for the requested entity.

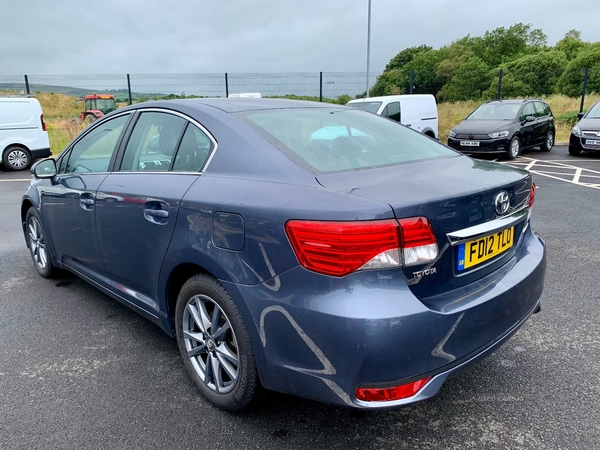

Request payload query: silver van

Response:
[0,97,51,170]
[346,94,439,139]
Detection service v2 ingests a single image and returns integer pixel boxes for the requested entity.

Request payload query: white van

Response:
[346,94,439,139]
[0,97,51,170]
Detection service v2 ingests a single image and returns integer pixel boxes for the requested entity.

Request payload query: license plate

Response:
[460,140,480,147]
[457,226,514,271]
[585,139,600,145]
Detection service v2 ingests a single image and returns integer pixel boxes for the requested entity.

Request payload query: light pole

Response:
[366,0,372,98]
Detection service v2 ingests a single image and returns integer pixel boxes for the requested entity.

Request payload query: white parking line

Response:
[502,157,600,190]
[0,179,31,182]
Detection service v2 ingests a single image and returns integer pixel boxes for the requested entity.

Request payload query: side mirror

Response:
[577,112,584,120]
[31,158,57,179]
[525,116,536,122]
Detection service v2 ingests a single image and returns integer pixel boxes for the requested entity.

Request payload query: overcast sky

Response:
[3,0,600,75]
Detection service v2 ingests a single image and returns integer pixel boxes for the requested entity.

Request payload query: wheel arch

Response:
[21,199,35,247]
[165,262,214,334]
[3,142,31,158]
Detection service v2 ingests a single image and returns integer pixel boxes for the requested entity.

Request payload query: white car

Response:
[0,97,51,170]
[346,94,439,139]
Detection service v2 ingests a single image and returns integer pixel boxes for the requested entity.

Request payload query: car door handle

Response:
[144,201,170,224]
[145,209,169,218]
[80,194,95,211]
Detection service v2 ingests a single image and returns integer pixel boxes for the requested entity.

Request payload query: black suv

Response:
[448,99,555,159]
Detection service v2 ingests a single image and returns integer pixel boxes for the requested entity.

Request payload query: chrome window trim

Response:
[447,207,528,245]
[126,107,218,174]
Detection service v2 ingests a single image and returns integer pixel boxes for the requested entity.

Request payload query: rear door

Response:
[533,101,551,143]
[95,110,213,313]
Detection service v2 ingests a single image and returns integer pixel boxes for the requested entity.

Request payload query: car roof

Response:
[128,98,341,114]
[486,99,542,105]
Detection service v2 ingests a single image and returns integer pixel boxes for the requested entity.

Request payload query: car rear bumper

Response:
[221,227,546,409]
[448,137,509,154]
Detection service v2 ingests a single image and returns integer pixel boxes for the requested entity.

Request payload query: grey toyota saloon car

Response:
[23,98,546,411]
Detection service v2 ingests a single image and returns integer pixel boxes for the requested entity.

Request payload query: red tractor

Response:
[80,94,117,123]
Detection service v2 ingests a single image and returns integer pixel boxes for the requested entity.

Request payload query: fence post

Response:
[580,67,589,113]
[225,73,229,98]
[320,72,323,102]
[24,75,30,95]
[410,71,414,94]
[126,74,133,105]
[497,69,503,100]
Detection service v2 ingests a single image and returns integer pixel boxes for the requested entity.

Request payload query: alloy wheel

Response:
[182,294,239,394]
[28,216,48,270]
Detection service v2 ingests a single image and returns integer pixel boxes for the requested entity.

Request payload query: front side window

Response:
[385,102,401,122]
[520,103,536,121]
[238,108,455,173]
[120,112,186,172]
[65,114,130,173]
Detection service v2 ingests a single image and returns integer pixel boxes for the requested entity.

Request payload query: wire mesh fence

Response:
[0,71,382,102]
[0,68,595,106]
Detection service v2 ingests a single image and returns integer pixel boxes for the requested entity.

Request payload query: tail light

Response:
[40,114,47,131]
[528,183,536,208]
[285,217,438,277]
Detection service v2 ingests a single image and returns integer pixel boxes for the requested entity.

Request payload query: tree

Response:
[438,57,492,102]
[384,45,432,72]
[369,70,409,96]
[555,29,588,60]
[501,50,568,96]
[557,43,600,96]
[471,23,547,68]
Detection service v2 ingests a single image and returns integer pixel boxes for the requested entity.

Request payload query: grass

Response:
[27,92,600,155]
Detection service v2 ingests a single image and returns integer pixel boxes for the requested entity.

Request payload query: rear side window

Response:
[238,108,455,173]
[533,102,547,117]
[120,112,186,172]
[172,124,212,172]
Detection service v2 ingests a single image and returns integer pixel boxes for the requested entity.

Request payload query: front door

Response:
[40,113,131,277]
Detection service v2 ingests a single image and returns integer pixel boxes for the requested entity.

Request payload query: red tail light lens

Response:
[40,114,47,131]
[285,219,400,277]
[528,183,536,208]
[356,377,431,402]
[285,217,438,277]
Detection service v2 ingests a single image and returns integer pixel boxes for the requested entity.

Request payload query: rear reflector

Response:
[356,377,431,402]
[528,183,536,208]
[285,217,438,277]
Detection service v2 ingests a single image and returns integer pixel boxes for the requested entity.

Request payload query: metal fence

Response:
[0,68,595,110]
[0,72,382,103]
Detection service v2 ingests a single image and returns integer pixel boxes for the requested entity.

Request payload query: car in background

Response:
[569,101,600,156]
[447,99,555,159]
[22,98,545,411]
[346,94,438,139]
[0,97,51,170]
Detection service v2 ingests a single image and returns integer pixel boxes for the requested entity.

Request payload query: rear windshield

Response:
[237,108,455,173]
[346,101,382,114]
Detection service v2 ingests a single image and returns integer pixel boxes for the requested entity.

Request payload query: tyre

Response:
[507,136,521,160]
[569,145,582,156]
[541,132,554,152]
[175,274,260,412]
[3,146,31,171]
[26,207,56,278]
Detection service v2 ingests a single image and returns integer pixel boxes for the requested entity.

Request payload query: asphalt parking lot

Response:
[1,145,599,449]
